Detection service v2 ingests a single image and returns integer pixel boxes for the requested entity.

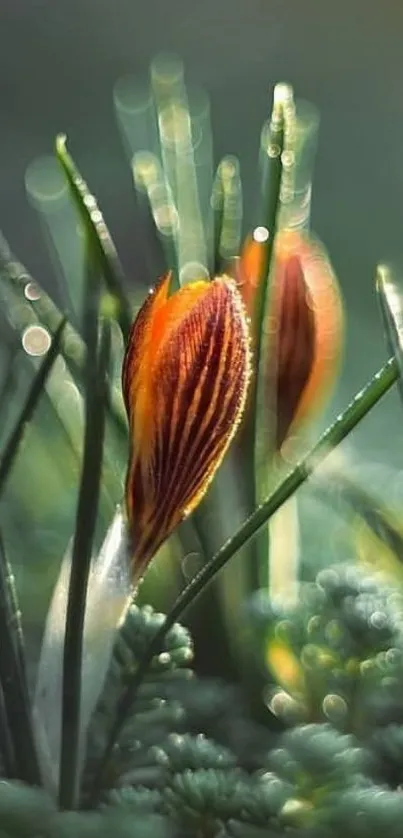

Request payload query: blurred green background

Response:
[1,0,403,663]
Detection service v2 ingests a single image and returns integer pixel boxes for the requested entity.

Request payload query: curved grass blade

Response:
[59,316,111,809]
[91,354,398,798]
[55,135,132,340]
[0,533,41,785]
[377,264,403,404]
[0,317,66,498]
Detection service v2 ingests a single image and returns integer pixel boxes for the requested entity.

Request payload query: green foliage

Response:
[3,60,403,838]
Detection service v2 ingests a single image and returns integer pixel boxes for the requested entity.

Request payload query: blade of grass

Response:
[210,157,243,275]
[210,161,225,275]
[58,142,114,808]
[0,317,66,498]
[55,135,133,341]
[247,87,285,590]
[59,316,111,809]
[91,353,398,798]
[377,264,403,403]
[0,533,41,785]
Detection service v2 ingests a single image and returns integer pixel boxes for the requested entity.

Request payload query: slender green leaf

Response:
[55,135,133,340]
[59,317,111,809]
[0,318,66,498]
[377,264,403,405]
[210,161,225,275]
[210,156,243,275]
[248,86,285,590]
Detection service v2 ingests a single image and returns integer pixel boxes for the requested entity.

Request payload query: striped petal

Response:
[237,230,343,449]
[122,273,251,581]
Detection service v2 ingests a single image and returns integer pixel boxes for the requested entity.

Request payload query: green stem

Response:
[58,321,111,810]
[92,355,398,798]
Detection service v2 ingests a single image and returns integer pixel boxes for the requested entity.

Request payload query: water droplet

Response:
[253,226,269,243]
[24,282,41,302]
[157,652,171,666]
[90,210,103,225]
[268,142,281,158]
[22,325,51,356]
[84,194,97,210]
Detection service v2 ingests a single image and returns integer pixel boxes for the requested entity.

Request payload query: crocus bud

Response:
[122,273,251,582]
[237,229,343,450]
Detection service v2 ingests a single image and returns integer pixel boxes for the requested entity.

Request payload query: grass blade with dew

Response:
[151,52,210,288]
[209,161,225,275]
[58,165,115,806]
[163,101,208,287]
[0,532,41,785]
[59,309,111,809]
[246,84,287,591]
[132,151,179,285]
[210,156,243,275]
[91,352,399,798]
[55,135,132,340]
[24,155,84,327]
[377,263,403,405]
[0,317,66,498]
[150,52,187,206]
[276,98,320,233]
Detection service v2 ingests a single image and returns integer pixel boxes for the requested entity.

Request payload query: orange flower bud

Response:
[237,229,343,450]
[122,273,251,581]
